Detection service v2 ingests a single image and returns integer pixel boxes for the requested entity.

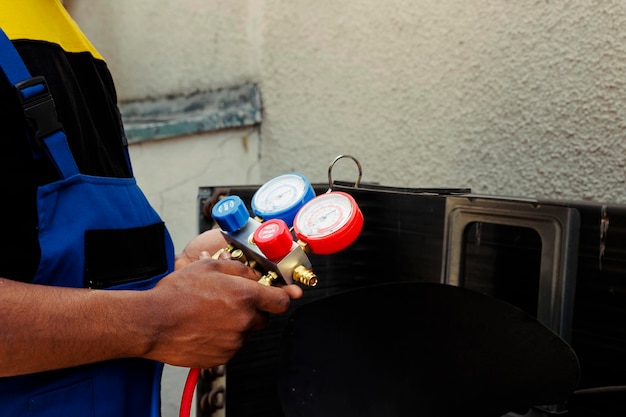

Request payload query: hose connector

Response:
[292,265,318,287]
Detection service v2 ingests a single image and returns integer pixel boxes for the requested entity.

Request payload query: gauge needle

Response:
[320,209,337,221]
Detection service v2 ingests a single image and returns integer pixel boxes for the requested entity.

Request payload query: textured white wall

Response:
[66,0,263,98]
[260,0,626,203]
[68,0,626,206]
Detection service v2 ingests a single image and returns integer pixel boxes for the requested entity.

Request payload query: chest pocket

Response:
[85,222,168,289]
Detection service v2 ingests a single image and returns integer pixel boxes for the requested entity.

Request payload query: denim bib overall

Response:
[0,29,174,416]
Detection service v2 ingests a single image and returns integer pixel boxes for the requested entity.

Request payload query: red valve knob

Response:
[253,219,294,261]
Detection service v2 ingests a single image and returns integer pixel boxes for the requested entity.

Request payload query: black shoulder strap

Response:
[0,28,79,178]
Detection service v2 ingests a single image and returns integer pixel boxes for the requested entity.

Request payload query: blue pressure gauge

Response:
[251,173,315,227]
[211,195,250,233]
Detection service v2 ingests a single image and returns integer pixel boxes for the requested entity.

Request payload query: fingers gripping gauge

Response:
[293,191,364,255]
[251,173,315,226]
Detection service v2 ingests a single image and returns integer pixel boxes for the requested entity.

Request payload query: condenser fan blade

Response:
[278,282,580,417]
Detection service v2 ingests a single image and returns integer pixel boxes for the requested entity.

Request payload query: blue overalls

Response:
[0,29,175,416]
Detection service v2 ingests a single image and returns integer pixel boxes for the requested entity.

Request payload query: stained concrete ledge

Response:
[120,83,262,143]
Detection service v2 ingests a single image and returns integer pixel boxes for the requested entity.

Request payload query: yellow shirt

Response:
[0,0,102,59]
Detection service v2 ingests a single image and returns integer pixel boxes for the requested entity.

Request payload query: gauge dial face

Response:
[253,174,308,213]
[294,193,354,238]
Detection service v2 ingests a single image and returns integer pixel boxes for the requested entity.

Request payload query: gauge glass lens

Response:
[253,174,307,213]
[295,193,353,238]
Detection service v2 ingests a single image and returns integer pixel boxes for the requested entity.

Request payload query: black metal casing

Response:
[196,182,626,417]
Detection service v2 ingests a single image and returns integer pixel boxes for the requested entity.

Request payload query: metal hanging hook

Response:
[327,154,362,191]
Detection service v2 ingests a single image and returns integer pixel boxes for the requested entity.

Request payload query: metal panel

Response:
[196,186,626,417]
[441,196,580,341]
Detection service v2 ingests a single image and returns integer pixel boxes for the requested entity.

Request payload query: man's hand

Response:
[0,227,304,377]
[143,257,302,369]
[0,256,302,376]
[174,228,228,270]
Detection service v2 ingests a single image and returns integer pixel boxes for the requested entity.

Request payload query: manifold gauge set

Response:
[180,155,365,417]
[210,155,365,288]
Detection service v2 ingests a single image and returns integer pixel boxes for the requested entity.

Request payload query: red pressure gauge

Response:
[253,218,295,261]
[293,191,364,255]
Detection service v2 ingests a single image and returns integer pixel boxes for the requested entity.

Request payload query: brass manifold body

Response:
[213,217,318,288]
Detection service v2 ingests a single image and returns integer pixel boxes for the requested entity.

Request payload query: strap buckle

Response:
[15,76,63,148]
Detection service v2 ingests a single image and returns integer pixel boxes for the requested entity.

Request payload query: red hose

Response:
[179,367,201,417]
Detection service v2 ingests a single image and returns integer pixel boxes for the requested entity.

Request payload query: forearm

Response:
[0,258,299,377]
[0,278,158,377]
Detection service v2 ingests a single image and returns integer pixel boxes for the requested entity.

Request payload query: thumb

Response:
[255,285,293,314]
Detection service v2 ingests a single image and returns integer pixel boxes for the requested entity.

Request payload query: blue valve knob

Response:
[212,195,250,232]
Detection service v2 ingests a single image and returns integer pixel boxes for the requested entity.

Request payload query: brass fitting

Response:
[230,248,247,263]
[297,240,311,253]
[211,244,235,259]
[292,265,318,287]
[258,271,278,287]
